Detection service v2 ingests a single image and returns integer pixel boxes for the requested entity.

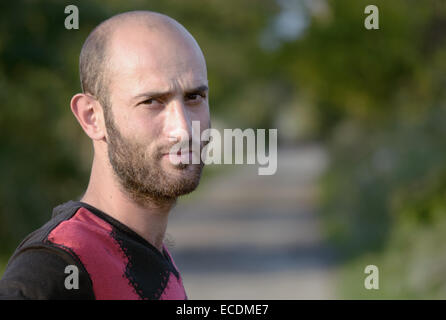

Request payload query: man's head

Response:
[71,11,210,206]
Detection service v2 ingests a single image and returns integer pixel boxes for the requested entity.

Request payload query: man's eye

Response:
[143,99,155,104]
[140,98,161,106]
[186,93,205,102]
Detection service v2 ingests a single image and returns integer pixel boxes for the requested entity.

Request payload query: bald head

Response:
[79,11,206,109]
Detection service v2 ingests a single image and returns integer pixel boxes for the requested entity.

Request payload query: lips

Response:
[163,150,192,156]
[163,150,194,165]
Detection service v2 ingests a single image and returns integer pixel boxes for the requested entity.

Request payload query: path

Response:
[167,144,338,299]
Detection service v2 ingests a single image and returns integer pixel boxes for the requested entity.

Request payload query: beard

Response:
[104,109,205,207]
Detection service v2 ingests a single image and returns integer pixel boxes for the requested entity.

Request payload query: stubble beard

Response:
[104,108,205,207]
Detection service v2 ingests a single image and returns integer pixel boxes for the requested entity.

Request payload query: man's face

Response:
[103,24,210,205]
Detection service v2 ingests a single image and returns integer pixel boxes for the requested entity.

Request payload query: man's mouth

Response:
[163,150,194,165]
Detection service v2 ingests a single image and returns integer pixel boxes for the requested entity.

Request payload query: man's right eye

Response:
[139,98,161,107]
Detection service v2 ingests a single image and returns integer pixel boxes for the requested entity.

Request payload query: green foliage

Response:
[296,0,446,297]
[0,0,99,253]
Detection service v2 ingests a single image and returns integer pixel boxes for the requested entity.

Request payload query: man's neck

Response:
[80,155,175,253]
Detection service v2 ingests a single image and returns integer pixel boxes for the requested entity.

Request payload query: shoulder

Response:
[46,206,115,252]
[0,201,108,300]
[12,201,114,262]
[0,243,94,299]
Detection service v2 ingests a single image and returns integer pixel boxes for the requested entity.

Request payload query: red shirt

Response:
[0,201,187,300]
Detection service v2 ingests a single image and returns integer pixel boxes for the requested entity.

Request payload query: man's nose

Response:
[164,99,192,143]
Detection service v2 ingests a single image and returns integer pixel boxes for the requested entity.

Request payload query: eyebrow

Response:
[133,85,209,102]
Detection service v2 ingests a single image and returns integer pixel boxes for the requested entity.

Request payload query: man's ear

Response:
[70,93,106,141]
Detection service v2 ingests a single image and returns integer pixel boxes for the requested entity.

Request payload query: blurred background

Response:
[1,0,446,299]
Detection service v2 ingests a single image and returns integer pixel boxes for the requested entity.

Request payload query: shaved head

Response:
[79,11,204,110]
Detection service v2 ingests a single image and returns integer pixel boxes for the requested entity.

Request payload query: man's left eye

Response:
[186,93,205,101]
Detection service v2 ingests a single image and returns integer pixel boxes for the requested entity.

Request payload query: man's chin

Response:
[154,177,201,200]
[162,165,204,194]
[126,173,202,206]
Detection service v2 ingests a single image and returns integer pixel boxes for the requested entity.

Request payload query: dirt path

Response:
[167,144,338,299]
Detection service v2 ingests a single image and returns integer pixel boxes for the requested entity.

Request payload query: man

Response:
[0,10,210,299]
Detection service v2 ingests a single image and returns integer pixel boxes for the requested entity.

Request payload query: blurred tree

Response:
[274,0,446,298]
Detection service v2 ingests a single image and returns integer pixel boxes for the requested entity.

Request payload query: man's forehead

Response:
[107,23,206,86]
[108,17,204,64]
[108,48,207,97]
[105,25,207,96]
